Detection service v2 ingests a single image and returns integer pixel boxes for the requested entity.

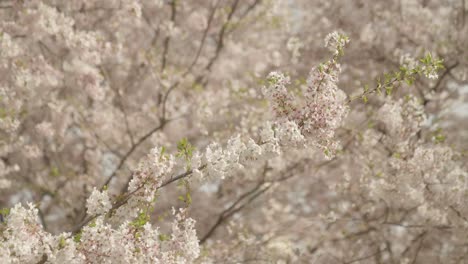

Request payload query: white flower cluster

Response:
[363,97,467,227]
[263,71,297,120]
[368,144,467,226]
[0,161,19,189]
[0,32,21,58]
[259,121,282,158]
[35,2,75,37]
[302,63,348,156]
[169,209,200,261]
[263,33,349,158]
[128,146,176,200]
[0,203,200,263]
[377,101,404,136]
[121,0,143,19]
[0,117,20,134]
[86,188,112,216]
[324,31,349,55]
[63,59,107,102]
[377,95,426,151]
[0,203,54,263]
[286,37,304,63]
[35,121,55,139]
[187,11,208,31]
[399,52,442,80]
[275,120,305,145]
[399,53,418,70]
[29,2,113,101]
[203,135,264,180]
[199,120,306,180]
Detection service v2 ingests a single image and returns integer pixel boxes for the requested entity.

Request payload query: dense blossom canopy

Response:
[0,0,467,263]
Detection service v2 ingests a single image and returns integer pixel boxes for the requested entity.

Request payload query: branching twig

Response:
[161,0,177,72]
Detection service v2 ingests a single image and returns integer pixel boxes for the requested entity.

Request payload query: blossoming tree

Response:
[0,0,466,263]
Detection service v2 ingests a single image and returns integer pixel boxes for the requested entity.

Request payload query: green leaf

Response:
[130,212,150,229]
[186,192,192,205]
[0,208,10,215]
[434,134,446,143]
[73,232,82,243]
[176,138,195,169]
[0,208,10,222]
[50,167,60,177]
[405,77,414,85]
[159,233,170,241]
[58,236,66,249]
[159,146,169,161]
[178,195,185,202]
[362,95,368,103]
[385,87,392,96]
[88,220,97,228]
[0,108,7,119]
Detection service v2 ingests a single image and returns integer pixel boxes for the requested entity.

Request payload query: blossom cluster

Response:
[263,32,349,157]
[0,204,199,264]
[0,0,465,263]
[0,28,353,262]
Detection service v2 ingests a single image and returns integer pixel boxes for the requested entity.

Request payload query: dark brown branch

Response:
[227,0,262,34]
[411,233,425,264]
[199,159,314,244]
[205,0,240,72]
[199,183,271,244]
[100,119,170,189]
[423,61,459,106]
[401,231,427,258]
[185,0,220,74]
[344,249,385,264]
[161,0,177,72]
[161,0,259,120]
[159,1,219,121]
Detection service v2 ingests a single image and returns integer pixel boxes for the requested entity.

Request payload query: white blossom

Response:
[86,188,112,216]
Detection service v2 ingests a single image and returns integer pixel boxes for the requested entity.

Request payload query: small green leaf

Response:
[385,87,392,96]
[434,134,446,143]
[0,208,10,220]
[73,232,82,243]
[178,195,185,202]
[159,233,170,241]
[405,77,414,85]
[176,138,195,170]
[160,146,166,158]
[130,212,150,229]
[50,167,60,177]
[88,220,97,228]
[362,95,368,103]
[58,236,66,249]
